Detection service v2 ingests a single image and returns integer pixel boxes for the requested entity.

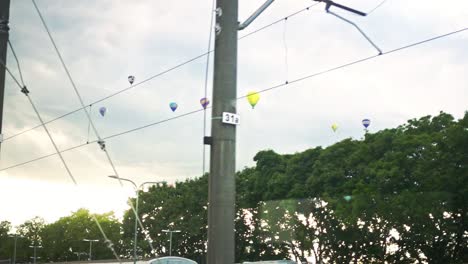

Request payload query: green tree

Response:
[120,111,467,263]
[39,209,122,262]
[0,221,12,261]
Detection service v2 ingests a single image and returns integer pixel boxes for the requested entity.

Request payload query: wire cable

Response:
[86,104,92,143]
[30,0,152,258]
[202,0,216,177]
[367,0,389,15]
[26,94,79,184]
[3,2,321,143]
[3,26,467,173]
[239,3,321,40]
[7,40,25,87]
[31,0,158,256]
[6,37,122,261]
[283,18,289,82]
[0,45,122,260]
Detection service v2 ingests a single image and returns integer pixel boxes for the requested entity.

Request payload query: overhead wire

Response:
[7,40,25,87]
[367,0,389,15]
[29,0,154,258]
[202,0,216,177]
[283,17,289,83]
[239,3,320,40]
[2,2,321,143]
[7,35,122,260]
[1,40,101,250]
[2,26,467,173]
[86,104,92,143]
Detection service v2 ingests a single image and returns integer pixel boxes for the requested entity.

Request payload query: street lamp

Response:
[8,234,22,264]
[162,230,181,256]
[108,175,165,264]
[83,239,98,261]
[29,245,42,264]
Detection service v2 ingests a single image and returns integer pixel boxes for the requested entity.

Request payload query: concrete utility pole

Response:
[204,0,370,262]
[207,0,238,263]
[0,0,10,148]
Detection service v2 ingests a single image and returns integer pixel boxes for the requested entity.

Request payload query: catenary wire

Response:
[0,45,121,258]
[239,3,320,40]
[7,40,25,87]
[31,0,159,255]
[367,0,389,15]
[0,55,66,173]
[30,0,153,258]
[283,18,289,82]
[2,27,467,173]
[202,0,216,177]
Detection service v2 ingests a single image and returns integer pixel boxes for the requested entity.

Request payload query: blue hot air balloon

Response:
[99,107,107,117]
[169,102,178,112]
[362,119,371,129]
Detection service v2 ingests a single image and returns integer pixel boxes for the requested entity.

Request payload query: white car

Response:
[148,256,198,264]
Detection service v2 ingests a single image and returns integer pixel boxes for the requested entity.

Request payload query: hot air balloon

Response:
[343,195,352,202]
[169,102,178,112]
[247,91,260,108]
[362,119,371,129]
[200,97,210,109]
[362,118,371,133]
[331,123,338,132]
[128,75,135,85]
[99,106,107,117]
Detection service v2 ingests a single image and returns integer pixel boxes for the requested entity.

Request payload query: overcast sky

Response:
[0,0,467,227]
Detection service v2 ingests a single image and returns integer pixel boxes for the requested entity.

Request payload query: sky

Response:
[0,0,467,228]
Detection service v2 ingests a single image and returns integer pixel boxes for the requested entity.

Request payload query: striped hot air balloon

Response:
[200,98,210,109]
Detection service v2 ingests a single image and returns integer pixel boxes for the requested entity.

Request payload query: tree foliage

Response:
[127,111,467,263]
[0,210,121,262]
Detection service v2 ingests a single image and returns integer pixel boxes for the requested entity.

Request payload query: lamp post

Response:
[29,245,42,264]
[108,175,165,264]
[82,239,98,261]
[161,230,181,256]
[8,234,22,264]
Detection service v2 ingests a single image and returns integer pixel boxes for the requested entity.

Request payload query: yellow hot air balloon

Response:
[247,91,260,108]
[331,123,338,132]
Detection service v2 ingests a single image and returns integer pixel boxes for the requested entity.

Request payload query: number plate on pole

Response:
[222,112,240,125]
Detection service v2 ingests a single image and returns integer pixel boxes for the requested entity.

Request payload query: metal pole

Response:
[207,0,237,262]
[0,0,10,151]
[83,239,98,261]
[169,232,172,256]
[107,176,165,263]
[162,230,180,256]
[12,235,17,264]
[238,0,274,30]
[88,241,92,261]
[133,191,139,264]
